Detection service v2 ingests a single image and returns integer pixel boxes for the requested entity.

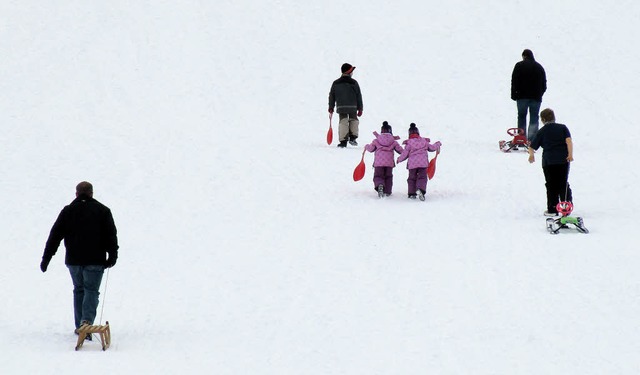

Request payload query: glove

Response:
[357,110,362,117]
[105,256,117,268]
[40,258,50,273]
[328,108,334,114]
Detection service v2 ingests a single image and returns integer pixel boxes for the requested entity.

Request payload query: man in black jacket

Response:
[40,181,119,334]
[328,63,364,148]
[511,49,547,142]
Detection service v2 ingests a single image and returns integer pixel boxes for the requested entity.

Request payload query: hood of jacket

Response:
[375,132,398,148]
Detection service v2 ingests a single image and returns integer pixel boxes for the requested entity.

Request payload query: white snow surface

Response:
[2,1,639,374]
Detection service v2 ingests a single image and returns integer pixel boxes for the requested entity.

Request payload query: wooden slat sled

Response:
[75,321,111,351]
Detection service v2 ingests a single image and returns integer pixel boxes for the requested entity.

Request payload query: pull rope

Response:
[98,268,110,325]
[563,163,571,202]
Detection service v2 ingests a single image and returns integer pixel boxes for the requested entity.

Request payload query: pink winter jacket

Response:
[397,136,441,169]
[364,132,404,167]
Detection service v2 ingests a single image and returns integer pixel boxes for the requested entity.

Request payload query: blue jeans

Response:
[68,265,104,329]
[516,99,541,141]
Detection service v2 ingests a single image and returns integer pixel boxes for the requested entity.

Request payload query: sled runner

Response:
[499,128,529,152]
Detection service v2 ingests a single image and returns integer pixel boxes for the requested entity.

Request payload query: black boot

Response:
[337,140,347,148]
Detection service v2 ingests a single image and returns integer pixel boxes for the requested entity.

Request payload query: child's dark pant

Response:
[543,163,573,212]
[407,168,428,195]
[373,166,394,195]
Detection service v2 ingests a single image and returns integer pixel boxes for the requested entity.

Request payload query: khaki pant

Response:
[338,113,359,142]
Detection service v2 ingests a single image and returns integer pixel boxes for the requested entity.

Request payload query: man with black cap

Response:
[40,181,119,340]
[328,63,364,148]
[511,49,547,142]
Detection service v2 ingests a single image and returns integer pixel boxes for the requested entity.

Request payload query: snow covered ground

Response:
[2,1,639,374]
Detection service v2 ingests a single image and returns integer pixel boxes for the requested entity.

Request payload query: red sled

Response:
[499,128,529,152]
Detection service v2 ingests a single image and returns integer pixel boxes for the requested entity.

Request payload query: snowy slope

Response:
[2,1,639,374]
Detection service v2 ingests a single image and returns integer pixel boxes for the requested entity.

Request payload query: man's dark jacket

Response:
[328,75,363,114]
[529,122,571,167]
[511,58,547,102]
[42,194,119,266]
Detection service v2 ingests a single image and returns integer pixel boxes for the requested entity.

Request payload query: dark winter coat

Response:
[328,75,363,114]
[529,122,571,167]
[511,58,547,102]
[42,194,119,266]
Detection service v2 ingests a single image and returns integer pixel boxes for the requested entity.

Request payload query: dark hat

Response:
[341,63,355,74]
[381,121,392,134]
[408,123,420,135]
[522,49,534,59]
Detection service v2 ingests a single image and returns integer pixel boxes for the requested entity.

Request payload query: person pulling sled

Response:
[328,63,363,148]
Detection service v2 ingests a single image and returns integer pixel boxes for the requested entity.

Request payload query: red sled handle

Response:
[427,149,440,180]
[353,150,366,182]
[326,113,334,145]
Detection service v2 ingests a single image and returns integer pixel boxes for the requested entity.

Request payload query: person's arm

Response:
[528,146,535,163]
[103,209,119,268]
[328,83,335,113]
[566,137,573,162]
[41,209,66,272]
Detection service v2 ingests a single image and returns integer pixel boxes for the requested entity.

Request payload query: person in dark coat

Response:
[527,108,574,216]
[328,63,364,148]
[511,49,547,142]
[40,181,119,336]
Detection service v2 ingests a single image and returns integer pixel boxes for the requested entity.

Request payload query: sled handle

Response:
[507,128,524,136]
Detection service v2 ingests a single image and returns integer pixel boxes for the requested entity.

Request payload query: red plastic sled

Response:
[499,128,529,152]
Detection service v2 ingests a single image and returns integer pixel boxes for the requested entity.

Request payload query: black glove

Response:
[105,256,117,268]
[40,258,50,273]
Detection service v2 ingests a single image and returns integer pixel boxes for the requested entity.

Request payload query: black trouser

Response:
[542,163,573,213]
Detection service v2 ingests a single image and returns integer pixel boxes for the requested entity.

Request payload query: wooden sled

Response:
[75,321,111,351]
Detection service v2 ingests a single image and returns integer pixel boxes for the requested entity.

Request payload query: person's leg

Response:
[527,100,542,141]
[545,164,568,213]
[384,167,394,195]
[542,165,558,213]
[348,114,359,144]
[373,167,385,191]
[68,266,84,329]
[338,114,349,144]
[516,99,528,134]
[407,168,417,196]
[81,265,104,325]
[416,167,428,194]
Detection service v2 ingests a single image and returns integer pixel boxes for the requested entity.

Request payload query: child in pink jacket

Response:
[396,123,441,201]
[364,121,404,197]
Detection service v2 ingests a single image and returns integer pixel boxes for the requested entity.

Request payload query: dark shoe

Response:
[75,321,92,341]
[408,194,417,199]
[337,141,347,148]
[377,184,384,198]
[417,189,425,201]
[349,139,358,146]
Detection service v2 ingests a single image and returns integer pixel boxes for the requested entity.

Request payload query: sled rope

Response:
[98,268,110,325]
[564,164,571,202]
